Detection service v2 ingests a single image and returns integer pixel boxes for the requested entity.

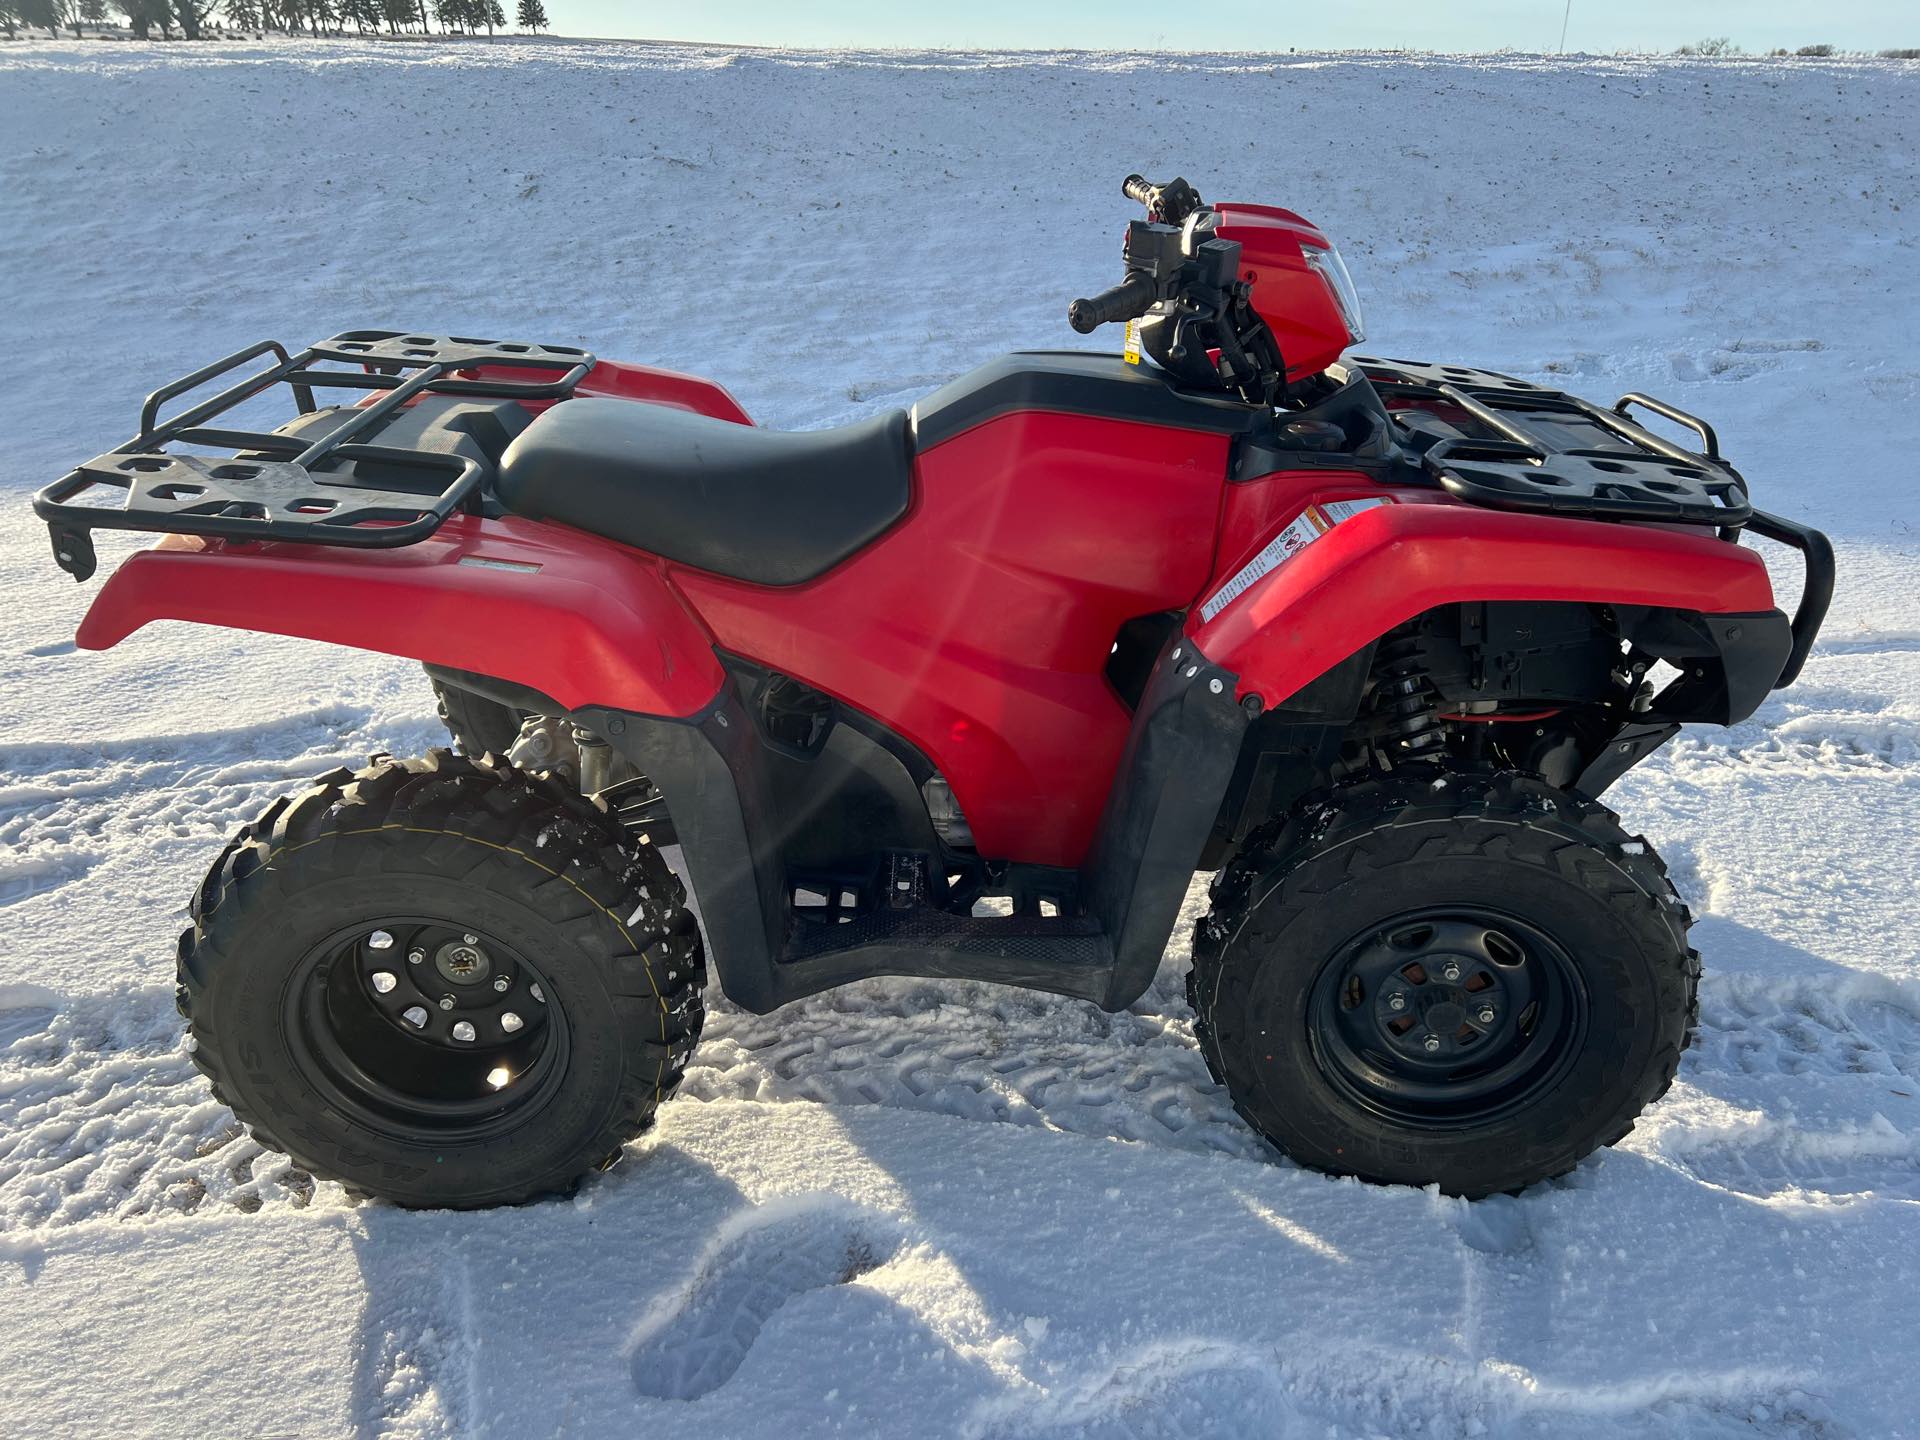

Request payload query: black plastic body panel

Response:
[440,639,1246,1016]
[912,350,1266,450]
[1618,607,1793,727]
[258,396,531,493]
[1081,637,1251,1009]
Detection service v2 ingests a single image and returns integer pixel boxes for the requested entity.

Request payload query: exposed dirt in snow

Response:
[0,34,1916,1440]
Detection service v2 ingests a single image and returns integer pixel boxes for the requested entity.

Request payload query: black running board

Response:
[782,908,1115,1004]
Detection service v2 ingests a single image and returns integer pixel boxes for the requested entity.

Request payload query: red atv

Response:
[38,174,1831,1207]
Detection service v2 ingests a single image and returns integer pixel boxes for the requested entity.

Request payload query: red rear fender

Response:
[1191,498,1778,707]
[75,514,725,718]
[573,359,754,424]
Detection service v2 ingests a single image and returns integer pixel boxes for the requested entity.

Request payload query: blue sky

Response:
[561,1,1912,53]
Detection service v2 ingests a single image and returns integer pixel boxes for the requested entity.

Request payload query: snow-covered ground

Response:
[1,35,1917,1438]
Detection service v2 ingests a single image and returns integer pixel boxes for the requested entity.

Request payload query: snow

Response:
[2,33,1918,1439]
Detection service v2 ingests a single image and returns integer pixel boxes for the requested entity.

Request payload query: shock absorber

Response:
[1376,634,1444,762]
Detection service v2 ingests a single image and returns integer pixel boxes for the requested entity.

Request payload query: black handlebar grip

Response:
[1068,272,1159,333]
[1123,173,1156,205]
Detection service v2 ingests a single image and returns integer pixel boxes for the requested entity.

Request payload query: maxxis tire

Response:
[1189,770,1698,1197]
[430,673,526,758]
[176,749,705,1208]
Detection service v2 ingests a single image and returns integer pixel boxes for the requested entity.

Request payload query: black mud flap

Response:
[1081,636,1251,1011]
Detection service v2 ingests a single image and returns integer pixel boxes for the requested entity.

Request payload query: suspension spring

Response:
[1376,634,1445,760]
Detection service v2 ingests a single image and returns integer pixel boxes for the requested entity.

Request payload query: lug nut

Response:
[369,930,394,951]
[407,948,425,965]
[452,1021,476,1042]
[1478,1006,1496,1024]
[1441,961,1462,981]
[500,1012,524,1033]
[370,971,397,994]
[1387,993,1406,1011]
[529,983,546,1004]
[438,995,456,1011]
[1422,1034,1442,1053]
[463,934,479,945]
[402,1006,428,1028]
[493,977,511,993]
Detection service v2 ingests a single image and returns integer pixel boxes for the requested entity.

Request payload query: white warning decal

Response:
[1198,497,1389,623]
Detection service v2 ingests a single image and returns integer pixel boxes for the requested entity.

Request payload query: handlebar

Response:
[1067,272,1159,334]
[1121,172,1204,224]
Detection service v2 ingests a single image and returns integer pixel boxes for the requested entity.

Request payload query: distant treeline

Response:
[1676,36,1917,59]
[0,0,551,38]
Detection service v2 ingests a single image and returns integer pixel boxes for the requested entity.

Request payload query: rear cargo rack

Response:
[1356,357,1752,527]
[35,331,595,581]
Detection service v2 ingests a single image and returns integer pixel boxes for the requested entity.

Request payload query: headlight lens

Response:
[1302,243,1366,346]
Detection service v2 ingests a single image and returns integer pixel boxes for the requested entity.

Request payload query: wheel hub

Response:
[434,937,493,986]
[290,919,565,1130]
[1309,908,1586,1126]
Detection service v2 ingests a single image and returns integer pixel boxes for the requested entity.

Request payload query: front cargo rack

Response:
[1355,357,1752,527]
[35,331,595,581]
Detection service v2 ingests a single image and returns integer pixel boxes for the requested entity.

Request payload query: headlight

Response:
[1302,243,1366,346]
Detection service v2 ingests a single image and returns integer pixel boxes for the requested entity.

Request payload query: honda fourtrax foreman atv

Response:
[36,174,1832,1207]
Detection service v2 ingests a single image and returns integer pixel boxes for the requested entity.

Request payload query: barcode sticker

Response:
[1198,497,1388,623]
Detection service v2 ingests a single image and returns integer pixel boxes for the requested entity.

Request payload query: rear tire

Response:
[177,750,704,1208]
[1190,771,1697,1197]
[430,673,526,757]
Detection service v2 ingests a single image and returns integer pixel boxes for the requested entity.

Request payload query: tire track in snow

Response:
[0,987,322,1228]
[681,958,1272,1165]
[0,705,381,914]
[7,922,1916,1230]
[0,848,100,908]
[1652,977,1920,1200]
[1693,978,1920,1084]
[1661,707,1920,782]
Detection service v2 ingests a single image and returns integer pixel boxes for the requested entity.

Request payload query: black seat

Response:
[494,398,913,586]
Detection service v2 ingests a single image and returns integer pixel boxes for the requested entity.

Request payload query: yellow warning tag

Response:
[1123,318,1142,365]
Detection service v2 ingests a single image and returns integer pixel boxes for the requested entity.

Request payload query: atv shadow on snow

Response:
[337,1139,1003,1435]
[329,1099,1863,1438]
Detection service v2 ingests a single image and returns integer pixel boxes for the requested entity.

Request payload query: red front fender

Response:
[76,513,725,718]
[1189,497,1778,707]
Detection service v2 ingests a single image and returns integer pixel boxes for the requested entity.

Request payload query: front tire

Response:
[1190,771,1697,1197]
[177,750,704,1208]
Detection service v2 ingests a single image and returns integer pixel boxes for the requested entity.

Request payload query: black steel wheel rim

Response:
[1306,907,1588,1127]
[284,917,569,1139]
